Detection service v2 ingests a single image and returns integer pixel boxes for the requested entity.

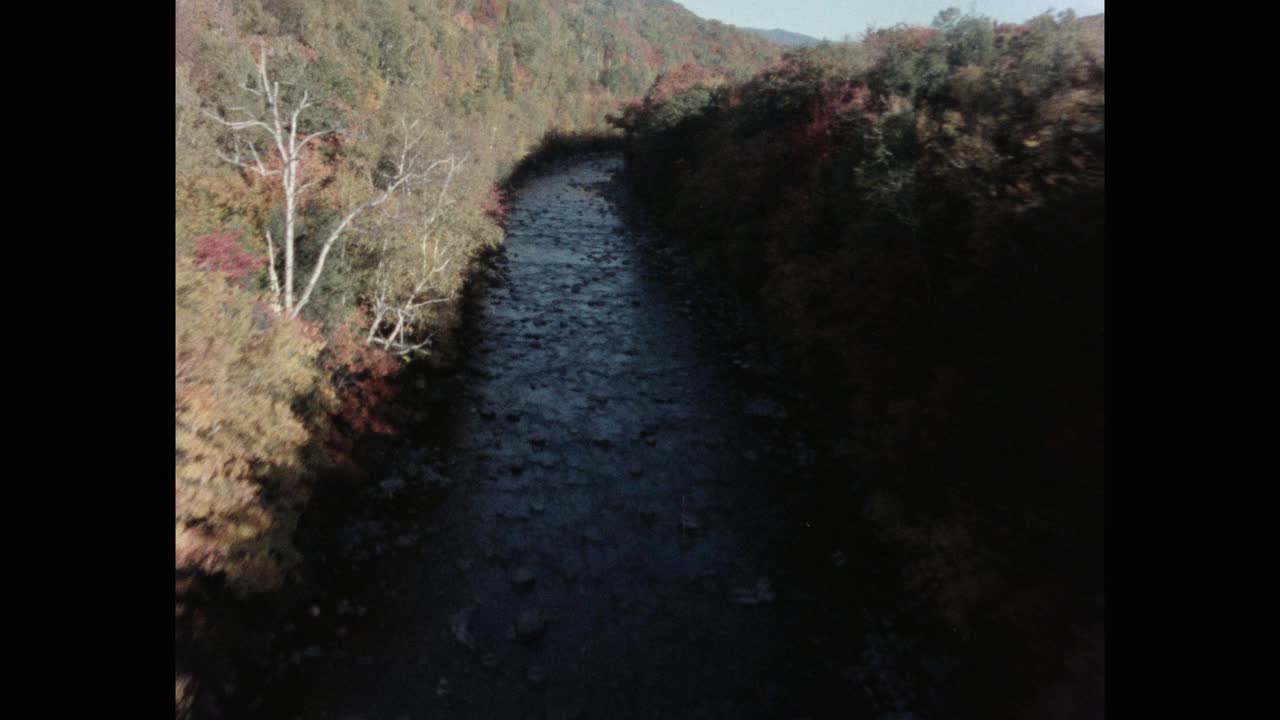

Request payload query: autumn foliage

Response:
[311,311,401,472]
[175,2,782,716]
[619,10,1103,718]
[481,184,509,224]
[175,257,331,594]
[192,230,266,286]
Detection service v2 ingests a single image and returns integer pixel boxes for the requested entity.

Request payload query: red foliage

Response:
[192,230,266,286]
[238,134,339,207]
[452,11,476,32]
[309,312,401,471]
[794,83,868,163]
[643,63,721,109]
[643,44,664,68]
[473,0,504,28]
[482,184,509,223]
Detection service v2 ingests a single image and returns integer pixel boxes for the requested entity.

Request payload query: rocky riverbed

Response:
[221,154,942,720]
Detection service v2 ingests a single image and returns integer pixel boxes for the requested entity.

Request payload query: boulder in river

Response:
[511,565,537,589]
[515,609,547,641]
[301,645,326,659]
[450,607,475,648]
[743,396,788,420]
[731,577,776,606]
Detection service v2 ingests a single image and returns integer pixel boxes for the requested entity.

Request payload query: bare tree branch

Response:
[291,162,418,319]
[208,48,469,351]
[206,45,348,317]
[362,145,468,356]
[264,229,282,311]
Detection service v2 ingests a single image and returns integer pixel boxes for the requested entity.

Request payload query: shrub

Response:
[192,229,267,287]
[311,309,401,472]
[175,257,331,595]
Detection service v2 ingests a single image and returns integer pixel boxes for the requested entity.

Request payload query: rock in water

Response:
[516,609,546,641]
[755,577,776,603]
[512,565,537,590]
[744,396,788,419]
[732,577,776,606]
[450,608,475,649]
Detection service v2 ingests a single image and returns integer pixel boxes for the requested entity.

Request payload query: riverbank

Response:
[214,153,933,719]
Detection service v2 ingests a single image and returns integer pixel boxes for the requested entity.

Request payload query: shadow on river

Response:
[234,154,938,720]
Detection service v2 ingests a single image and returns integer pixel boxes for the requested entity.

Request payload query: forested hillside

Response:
[615,9,1104,717]
[177,2,1106,717]
[742,27,822,47]
[175,2,777,716]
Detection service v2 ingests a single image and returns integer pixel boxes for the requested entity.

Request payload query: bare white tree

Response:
[205,45,424,319]
[364,152,469,358]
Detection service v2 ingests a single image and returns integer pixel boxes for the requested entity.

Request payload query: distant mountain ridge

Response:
[741,11,1103,49]
[742,27,822,47]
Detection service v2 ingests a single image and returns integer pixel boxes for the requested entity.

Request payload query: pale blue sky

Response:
[677,1,1105,41]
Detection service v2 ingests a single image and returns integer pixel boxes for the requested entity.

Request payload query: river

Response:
[234,154,925,720]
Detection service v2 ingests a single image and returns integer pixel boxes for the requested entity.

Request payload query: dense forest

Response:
[614,9,1104,716]
[176,1,777,715]
[177,2,1103,718]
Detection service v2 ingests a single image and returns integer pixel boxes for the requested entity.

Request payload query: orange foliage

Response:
[452,11,476,32]
[176,258,330,593]
[513,63,534,92]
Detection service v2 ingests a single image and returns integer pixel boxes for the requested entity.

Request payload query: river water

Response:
[238,154,926,720]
